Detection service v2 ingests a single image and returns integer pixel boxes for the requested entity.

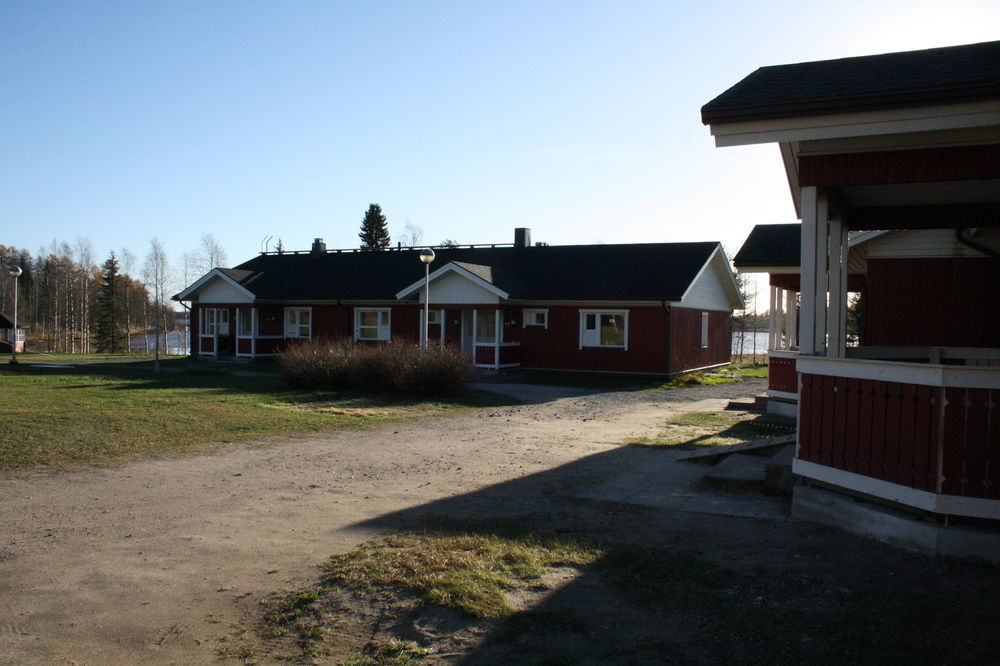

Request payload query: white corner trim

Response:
[793,459,1000,520]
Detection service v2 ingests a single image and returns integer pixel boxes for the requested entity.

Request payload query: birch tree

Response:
[143,237,170,371]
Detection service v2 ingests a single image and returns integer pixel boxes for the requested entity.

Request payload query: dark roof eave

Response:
[701,85,1000,125]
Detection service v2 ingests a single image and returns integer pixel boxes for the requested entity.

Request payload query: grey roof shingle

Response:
[702,40,1000,124]
[212,242,721,303]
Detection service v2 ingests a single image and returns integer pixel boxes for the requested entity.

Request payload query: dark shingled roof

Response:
[733,224,800,268]
[0,312,26,328]
[702,40,1000,124]
[214,242,721,302]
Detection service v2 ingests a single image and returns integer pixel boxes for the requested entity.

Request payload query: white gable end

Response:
[423,272,499,304]
[678,262,736,311]
[199,277,255,304]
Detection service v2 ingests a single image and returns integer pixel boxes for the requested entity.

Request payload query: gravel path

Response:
[3,379,765,663]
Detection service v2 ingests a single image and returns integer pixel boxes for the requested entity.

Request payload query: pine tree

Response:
[358,203,391,250]
[94,252,123,353]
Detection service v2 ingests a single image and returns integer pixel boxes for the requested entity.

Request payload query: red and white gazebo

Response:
[704,41,1000,548]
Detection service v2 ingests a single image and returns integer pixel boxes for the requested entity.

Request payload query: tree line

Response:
[0,234,227,354]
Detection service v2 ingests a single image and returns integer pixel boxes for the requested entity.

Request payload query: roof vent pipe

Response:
[514,227,531,248]
[311,238,326,255]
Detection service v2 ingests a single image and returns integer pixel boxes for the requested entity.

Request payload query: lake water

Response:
[129,330,189,356]
[731,331,769,355]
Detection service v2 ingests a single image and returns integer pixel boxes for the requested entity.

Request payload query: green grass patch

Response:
[728,363,768,378]
[321,531,601,619]
[0,364,513,469]
[650,371,742,390]
[628,410,795,449]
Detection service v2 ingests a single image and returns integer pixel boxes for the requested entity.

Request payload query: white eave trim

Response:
[175,269,256,302]
[394,262,510,301]
[709,100,1000,147]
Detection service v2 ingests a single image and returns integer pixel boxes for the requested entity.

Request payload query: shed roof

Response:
[178,242,725,303]
[732,224,801,268]
[0,312,26,328]
[701,40,1000,125]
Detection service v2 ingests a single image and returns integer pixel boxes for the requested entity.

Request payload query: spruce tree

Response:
[94,252,123,353]
[358,203,391,250]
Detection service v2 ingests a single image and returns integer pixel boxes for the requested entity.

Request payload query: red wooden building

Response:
[704,41,1000,542]
[175,229,743,375]
[0,312,25,353]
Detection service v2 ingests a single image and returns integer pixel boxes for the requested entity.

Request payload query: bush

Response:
[278,338,473,396]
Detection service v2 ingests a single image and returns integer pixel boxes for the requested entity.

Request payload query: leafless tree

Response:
[397,221,424,247]
[143,237,170,371]
[196,234,227,274]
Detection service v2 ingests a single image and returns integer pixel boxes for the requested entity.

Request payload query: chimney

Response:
[514,228,531,248]
[311,238,326,255]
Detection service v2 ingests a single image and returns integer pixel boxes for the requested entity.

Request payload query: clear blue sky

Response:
[3,0,998,290]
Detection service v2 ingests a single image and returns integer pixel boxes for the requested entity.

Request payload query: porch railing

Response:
[795,356,999,518]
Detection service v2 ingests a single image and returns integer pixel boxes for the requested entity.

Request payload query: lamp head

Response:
[7,265,21,278]
[419,248,436,264]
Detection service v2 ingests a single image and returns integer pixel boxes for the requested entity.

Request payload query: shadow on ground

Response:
[323,444,1000,664]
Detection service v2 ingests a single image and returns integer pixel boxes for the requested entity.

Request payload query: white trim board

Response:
[793,459,1000,521]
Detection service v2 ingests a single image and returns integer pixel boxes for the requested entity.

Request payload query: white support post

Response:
[799,187,819,355]
[439,309,445,346]
[785,290,797,350]
[251,308,257,359]
[775,287,785,350]
[827,216,849,358]
[494,309,501,369]
[768,285,777,350]
[813,191,829,356]
[837,221,849,354]
[472,310,478,364]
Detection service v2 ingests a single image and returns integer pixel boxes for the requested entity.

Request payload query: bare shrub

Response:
[278,338,472,396]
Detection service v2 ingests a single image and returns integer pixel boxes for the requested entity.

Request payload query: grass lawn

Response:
[0,363,511,469]
[627,410,795,449]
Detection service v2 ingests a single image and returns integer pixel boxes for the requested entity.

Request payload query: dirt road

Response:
[0,381,761,664]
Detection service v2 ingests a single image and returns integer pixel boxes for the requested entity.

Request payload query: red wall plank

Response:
[865,258,1000,348]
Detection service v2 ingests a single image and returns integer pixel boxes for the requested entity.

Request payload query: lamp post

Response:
[419,248,435,351]
[7,265,22,365]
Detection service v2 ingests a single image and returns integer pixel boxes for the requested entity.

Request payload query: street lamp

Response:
[7,265,22,365]
[419,248,435,351]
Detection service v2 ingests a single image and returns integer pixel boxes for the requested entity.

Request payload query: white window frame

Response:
[701,312,710,348]
[579,309,628,350]
[284,307,312,339]
[355,308,391,341]
[237,309,256,337]
[201,307,230,336]
[523,308,549,329]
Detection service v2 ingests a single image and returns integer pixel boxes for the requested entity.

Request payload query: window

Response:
[427,309,441,325]
[474,310,497,343]
[523,309,548,329]
[285,308,312,339]
[579,310,628,349]
[356,308,391,340]
[201,308,230,335]
[237,309,255,337]
[700,312,709,348]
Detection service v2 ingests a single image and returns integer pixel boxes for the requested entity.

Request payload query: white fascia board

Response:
[394,262,510,301]
[175,269,256,302]
[848,230,890,247]
[735,265,800,275]
[710,100,1000,148]
[678,245,745,310]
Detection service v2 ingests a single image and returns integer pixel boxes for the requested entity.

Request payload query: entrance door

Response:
[461,311,475,357]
